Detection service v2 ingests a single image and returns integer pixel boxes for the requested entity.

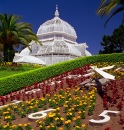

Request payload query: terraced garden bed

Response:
[0,62,124,130]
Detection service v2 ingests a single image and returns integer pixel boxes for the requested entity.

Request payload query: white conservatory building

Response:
[13,6,92,65]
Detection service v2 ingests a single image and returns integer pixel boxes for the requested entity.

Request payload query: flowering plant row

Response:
[0,64,90,105]
[0,86,97,130]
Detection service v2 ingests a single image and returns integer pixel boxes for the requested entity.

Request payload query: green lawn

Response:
[0,63,42,79]
[0,70,23,78]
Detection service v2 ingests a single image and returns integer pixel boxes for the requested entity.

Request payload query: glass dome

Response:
[37,6,77,39]
[37,41,81,57]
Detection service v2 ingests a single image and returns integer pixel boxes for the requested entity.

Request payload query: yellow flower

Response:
[36,120,40,123]
[26,101,29,104]
[67,112,72,115]
[56,107,60,111]
[52,100,56,102]
[41,97,45,101]
[65,121,68,124]
[80,90,83,92]
[71,108,74,110]
[50,124,55,127]
[7,116,10,119]
[3,112,7,115]
[65,120,71,124]
[73,117,77,121]
[54,93,57,96]
[55,117,59,121]
[82,124,86,127]
[65,101,68,103]
[10,125,16,128]
[39,125,42,128]
[77,116,81,119]
[30,106,33,109]
[18,124,22,127]
[4,116,7,120]
[78,111,81,114]
[47,125,50,129]
[53,113,56,117]
[48,114,54,118]
[60,117,64,121]
[3,125,7,128]
[7,108,10,111]
[59,128,63,130]
[90,96,93,99]
[31,103,34,106]
[46,94,50,97]
[24,124,27,127]
[21,111,24,114]
[76,126,80,128]
[79,103,83,106]
[64,104,68,107]
[6,122,10,126]
[43,117,46,120]
[14,105,18,109]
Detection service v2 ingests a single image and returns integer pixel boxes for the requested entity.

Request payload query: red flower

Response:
[0,96,5,105]
[105,126,112,130]
[36,91,40,99]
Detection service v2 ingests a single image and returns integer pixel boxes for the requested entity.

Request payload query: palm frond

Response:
[97,1,119,16]
[16,22,32,29]
[97,3,110,16]
[101,0,107,5]
[106,1,119,14]
[0,13,40,47]
[9,15,22,30]
[104,6,124,27]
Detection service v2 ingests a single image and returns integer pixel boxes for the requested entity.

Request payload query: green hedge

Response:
[86,53,124,63]
[0,53,124,95]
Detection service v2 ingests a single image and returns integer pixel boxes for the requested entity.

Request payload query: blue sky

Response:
[0,0,122,55]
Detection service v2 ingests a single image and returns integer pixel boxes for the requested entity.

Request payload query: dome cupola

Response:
[37,6,77,43]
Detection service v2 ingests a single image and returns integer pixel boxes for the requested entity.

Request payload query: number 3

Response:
[89,110,120,125]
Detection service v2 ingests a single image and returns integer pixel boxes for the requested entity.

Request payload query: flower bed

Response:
[0,62,124,130]
[0,87,97,130]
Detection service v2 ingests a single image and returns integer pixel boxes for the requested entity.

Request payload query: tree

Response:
[0,13,41,62]
[97,0,124,27]
[99,25,124,54]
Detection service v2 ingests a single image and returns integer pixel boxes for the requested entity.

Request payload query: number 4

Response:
[89,110,120,125]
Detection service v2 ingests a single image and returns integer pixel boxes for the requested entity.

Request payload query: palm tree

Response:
[0,13,41,62]
[97,0,124,27]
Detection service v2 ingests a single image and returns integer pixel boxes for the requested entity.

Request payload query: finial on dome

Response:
[55,5,59,17]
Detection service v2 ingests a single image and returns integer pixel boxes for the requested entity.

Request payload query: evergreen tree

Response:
[99,25,124,54]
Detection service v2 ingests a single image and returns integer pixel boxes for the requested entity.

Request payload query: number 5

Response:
[89,110,120,125]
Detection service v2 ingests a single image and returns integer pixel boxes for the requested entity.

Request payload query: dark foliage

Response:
[99,25,124,54]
